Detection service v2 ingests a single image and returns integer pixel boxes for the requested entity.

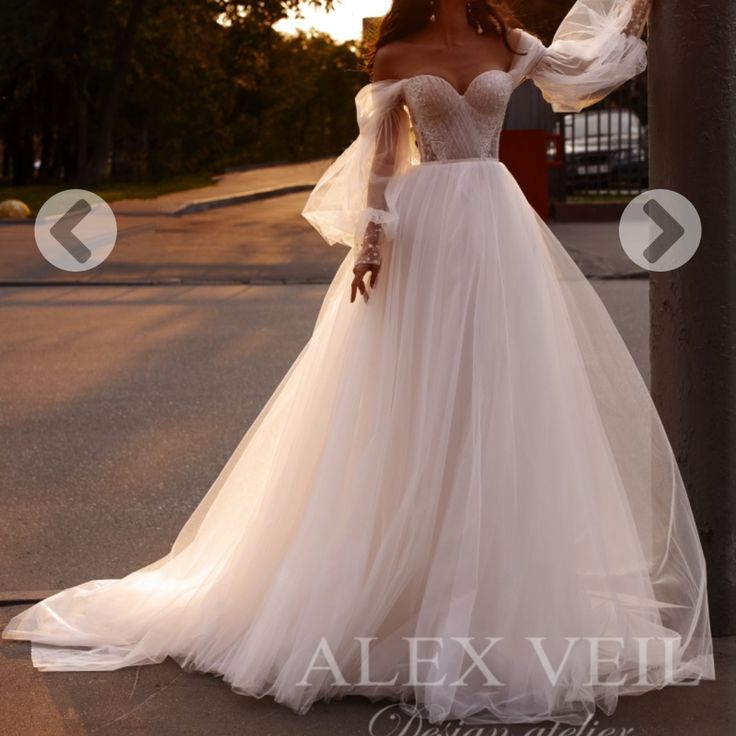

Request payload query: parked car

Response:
[560,108,648,193]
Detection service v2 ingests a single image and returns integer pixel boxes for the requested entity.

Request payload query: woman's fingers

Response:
[350,273,366,303]
[369,265,379,288]
[350,264,380,303]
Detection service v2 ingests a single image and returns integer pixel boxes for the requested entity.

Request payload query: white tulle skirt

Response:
[2,158,714,725]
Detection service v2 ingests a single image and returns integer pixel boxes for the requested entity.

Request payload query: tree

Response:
[0,0,342,187]
[510,0,576,42]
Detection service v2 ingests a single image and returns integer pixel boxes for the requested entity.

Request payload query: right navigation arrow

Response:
[642,198,686,264]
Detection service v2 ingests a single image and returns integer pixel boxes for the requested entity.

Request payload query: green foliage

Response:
[0,0,362,187]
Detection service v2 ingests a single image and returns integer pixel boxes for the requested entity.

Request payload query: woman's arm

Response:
[301,52,413,302]
[524,0,653,113]
[624,0,652,36]
[351,45,411,302]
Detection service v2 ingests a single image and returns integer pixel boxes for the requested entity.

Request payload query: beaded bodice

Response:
[402,70,514,162]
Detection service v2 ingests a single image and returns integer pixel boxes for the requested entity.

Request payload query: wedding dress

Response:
[2,0,715,726]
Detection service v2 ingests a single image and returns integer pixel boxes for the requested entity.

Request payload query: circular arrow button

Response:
[619,189,701,272]
[35,189,117,272]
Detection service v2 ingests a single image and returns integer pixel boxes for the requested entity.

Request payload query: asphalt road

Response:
[0,191,345,285]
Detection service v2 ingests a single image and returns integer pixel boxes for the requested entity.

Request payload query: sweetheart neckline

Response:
[381,69,513,97]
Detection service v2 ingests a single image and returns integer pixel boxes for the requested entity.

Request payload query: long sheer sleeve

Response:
[524,0,652,113]
[301,81,417,268]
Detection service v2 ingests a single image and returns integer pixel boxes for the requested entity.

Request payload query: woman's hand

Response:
[351,221,383,303]
[351,262,380,303]
[624,0,652,35]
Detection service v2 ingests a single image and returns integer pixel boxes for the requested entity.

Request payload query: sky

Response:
[274,0,392,43]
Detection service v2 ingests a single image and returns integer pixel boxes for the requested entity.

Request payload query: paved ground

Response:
[0,193,344,285]
[0,165,731,735]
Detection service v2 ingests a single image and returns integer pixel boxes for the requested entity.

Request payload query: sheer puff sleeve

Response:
[516,0,652,114]
[301,80,417,268]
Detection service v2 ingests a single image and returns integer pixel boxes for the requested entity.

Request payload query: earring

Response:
[429,0,436,22]
[465,0,484,34]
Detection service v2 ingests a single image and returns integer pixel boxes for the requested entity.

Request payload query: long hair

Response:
[363,0,526,75]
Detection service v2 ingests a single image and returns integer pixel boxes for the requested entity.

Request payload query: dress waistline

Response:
[416,157,502,167]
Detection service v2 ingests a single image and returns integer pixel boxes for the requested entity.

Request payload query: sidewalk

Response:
[0,158,639,285]
[0,159,337,285]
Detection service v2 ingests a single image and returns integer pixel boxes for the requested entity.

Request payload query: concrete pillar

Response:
[648,1,736,635]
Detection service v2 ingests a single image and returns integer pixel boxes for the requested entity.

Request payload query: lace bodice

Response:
[403,70,514,162]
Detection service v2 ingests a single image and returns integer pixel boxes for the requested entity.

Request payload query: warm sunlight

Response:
[274,0,392,42]
[2,3,725,732]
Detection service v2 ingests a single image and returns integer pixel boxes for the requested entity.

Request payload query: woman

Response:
[3,0,715,727]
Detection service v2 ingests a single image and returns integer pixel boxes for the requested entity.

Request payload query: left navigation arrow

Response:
[49,198,93,263]
[35,189,118,272]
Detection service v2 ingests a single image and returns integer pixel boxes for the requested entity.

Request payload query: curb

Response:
[0,590,59,605]
[551,201,629,222]
[0,278,334,287]
[0,183,319,222]
[173,183,316,216]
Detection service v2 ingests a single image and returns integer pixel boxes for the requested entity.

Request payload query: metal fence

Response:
[552,75,649,198]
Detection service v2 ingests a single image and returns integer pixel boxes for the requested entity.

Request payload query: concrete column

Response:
[648,1,736,635]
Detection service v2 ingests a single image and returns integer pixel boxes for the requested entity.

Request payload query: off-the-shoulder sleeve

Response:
[518,0,652,113]
[301,80,417,264]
